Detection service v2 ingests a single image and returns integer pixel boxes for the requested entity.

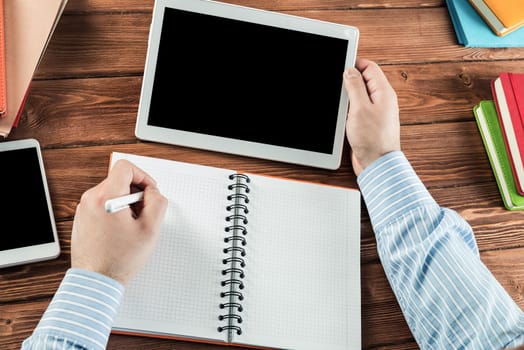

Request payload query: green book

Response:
[473,100,524,210]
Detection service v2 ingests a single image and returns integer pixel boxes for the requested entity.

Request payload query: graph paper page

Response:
[235,174,361,349]
[111,152,232,343]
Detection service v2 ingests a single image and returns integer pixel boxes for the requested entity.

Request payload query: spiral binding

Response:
[218,173,250,338]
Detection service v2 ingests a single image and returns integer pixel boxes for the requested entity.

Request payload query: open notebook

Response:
[110,152,361,349]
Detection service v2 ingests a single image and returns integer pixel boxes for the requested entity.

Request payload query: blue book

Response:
[446,0,524,47]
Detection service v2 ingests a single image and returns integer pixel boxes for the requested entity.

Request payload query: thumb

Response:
[343,67,371,108]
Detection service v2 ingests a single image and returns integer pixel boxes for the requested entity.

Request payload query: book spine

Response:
[218,173,250,341]
[0,0,6,117]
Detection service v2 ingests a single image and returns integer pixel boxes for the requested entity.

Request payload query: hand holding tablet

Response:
[135,0,359,169]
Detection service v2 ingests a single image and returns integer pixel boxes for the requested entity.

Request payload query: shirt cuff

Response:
[32,268,125,350]
[357,151,438,232]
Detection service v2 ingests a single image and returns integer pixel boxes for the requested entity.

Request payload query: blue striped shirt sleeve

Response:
[21,268,124,350]
[358,151,524,349]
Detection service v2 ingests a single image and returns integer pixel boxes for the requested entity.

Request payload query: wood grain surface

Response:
[1,1,523,349]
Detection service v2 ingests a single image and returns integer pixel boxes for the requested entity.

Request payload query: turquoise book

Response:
[474,100,524,210]
[446,0,524,48]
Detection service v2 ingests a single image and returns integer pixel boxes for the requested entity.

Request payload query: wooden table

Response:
[2,1,524,349]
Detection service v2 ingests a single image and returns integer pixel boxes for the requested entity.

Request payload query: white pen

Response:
[104,191,145,213]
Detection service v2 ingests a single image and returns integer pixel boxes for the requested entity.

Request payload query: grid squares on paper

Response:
[111,153,232,339]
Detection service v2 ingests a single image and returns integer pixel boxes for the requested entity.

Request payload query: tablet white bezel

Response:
[135,0,359,169]
[0,138,60,268]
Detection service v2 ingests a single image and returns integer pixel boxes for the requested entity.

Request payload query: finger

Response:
[343,66,371,106]
[105,159,157,195]
[138,185,168,231]
[358,60,396,104]
[354,57,374,72]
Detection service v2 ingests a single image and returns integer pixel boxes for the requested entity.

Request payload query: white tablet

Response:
[135,0,359,169]
[0,139,60,268]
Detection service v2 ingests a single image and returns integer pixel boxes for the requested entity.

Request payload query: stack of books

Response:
[474,73,524,210]
[446,0,524,47]
[0,0,68,139]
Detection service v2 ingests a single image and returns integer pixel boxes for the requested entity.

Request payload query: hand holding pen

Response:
[71,159,168,285]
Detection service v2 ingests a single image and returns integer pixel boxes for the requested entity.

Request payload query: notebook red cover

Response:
[510,73,524,130]
[491,72,524,195]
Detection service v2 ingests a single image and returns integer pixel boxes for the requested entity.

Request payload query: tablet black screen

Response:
[0,147,55,251]
[147,7,349,154]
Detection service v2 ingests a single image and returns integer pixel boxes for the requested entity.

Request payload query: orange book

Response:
[0,0,6,117]
[483,0,524,35]
[0,0,68,138]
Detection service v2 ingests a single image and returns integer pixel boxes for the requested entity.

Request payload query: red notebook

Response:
[491,72,524,195]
